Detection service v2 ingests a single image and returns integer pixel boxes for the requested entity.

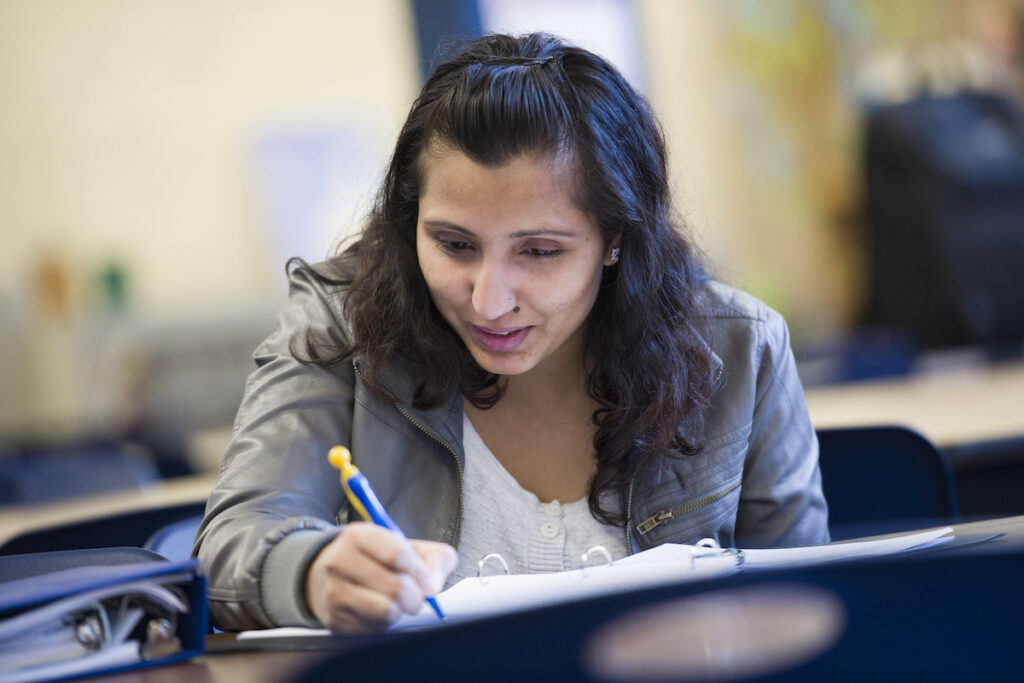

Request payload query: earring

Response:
[609,247,620,265]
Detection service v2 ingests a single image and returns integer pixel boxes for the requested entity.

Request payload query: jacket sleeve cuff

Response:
[260,528,337,627]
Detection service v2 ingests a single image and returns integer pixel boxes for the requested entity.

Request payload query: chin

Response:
[469,350,534,377]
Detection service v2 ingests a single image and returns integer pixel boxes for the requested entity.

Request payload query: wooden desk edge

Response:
[0,472,216,545]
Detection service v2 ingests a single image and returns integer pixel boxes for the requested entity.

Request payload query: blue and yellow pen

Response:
[327,445,445,620]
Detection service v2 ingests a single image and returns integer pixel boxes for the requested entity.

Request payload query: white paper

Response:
[237,626,331,641]
[394,551,739,630]
[740,527,953,570]
[237,527,956,639]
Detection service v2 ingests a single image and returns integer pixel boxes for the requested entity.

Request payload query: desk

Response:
[804,359,1024,447]
[0,473,215,548]
[98,514,1024,683]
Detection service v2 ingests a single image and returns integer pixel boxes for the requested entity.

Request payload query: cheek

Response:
[545,262,604,315]
[418,250,461,309]
[415,239,439,290]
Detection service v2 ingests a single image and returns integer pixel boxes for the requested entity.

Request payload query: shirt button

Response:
[540,521,560,539]
[543,502,561,516]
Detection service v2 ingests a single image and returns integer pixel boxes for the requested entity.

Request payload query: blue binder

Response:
[0,548,207,682]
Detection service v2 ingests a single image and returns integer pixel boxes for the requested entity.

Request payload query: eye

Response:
[522,239,564,259]
[436,238,473,254]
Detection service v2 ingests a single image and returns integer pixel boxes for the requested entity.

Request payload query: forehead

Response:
[419,136,579,192]
[421,147,579,207]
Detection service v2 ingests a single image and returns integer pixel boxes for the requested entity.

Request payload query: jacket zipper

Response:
[635,478,741,536]
[351,361,465,547]
[394,402,465,547]
[624,476,635,554]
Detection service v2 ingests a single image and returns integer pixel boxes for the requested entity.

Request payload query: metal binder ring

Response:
[723,547,746,565]
[477,553,510,584]
[580,545,614,577]
[692,537,744,566]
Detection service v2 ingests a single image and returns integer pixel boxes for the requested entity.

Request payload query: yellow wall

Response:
[0,0,418,315]
[0,0,419,438]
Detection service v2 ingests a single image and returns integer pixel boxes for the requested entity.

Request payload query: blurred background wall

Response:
[0,0,420,470]
[2,0,1023,491]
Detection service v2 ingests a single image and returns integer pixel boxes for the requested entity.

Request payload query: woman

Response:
[194,32,829,634]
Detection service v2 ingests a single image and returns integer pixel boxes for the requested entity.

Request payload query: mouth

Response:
[472,325,531,352]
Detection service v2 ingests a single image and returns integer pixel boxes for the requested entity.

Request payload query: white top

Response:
[448,413,628,586]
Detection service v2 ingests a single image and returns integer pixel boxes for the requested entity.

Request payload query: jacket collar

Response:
[361,354,464,449]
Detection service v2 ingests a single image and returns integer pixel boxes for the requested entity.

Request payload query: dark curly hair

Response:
[293,32,718,526]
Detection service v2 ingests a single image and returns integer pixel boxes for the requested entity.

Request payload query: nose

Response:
[470,256,517,321]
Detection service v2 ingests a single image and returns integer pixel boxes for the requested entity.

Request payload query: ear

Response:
[604,234,622,266]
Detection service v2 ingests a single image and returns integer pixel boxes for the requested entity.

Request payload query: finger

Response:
[321,581,402,633]
[326,549,426,615]
[411,541,459,593]
[346,523,436,590]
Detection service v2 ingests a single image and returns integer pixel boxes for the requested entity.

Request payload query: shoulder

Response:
[698,279,790,361]
[701,280,770,324]
[287,257,352,305]
[282,257,354,336]
[694,279,798,437]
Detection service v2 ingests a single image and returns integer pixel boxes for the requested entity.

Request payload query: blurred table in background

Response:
[0,472,215,549]
[805,359,1024,518]
[804,359,1024,445]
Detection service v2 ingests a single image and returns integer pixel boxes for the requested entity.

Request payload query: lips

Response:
[472,325,530,352]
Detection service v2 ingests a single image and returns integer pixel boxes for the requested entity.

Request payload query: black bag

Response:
[863,92,1024,349]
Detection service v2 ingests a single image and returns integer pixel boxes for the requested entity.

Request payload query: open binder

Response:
[0,549,207,683]
[237,526,953,645]
[392,527,953,630]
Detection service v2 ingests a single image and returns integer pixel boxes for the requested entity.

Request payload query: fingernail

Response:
[398,580,423,613]
[387,601,403,624]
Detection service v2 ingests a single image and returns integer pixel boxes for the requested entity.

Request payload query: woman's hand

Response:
[305,521,458,633]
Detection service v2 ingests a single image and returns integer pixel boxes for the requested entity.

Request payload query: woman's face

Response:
[416,148,616,379]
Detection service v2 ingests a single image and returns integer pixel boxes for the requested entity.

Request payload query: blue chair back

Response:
[144,515,204,562]
[816,425,961,540]
[0,441,161,505]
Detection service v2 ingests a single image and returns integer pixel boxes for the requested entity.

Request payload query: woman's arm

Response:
[194,266,356,630]
[196,266,456,632]
[735,307,831,548]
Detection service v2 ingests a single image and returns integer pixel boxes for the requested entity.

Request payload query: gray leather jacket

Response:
[194,266,829,631]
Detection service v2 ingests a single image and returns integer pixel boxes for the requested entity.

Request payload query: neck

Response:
[500,334,590,406]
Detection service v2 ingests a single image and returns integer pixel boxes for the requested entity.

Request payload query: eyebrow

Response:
[420,220,579,239]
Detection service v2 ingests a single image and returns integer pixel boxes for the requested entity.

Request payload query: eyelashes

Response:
[436,238,471,254]
[434,238,563,260]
